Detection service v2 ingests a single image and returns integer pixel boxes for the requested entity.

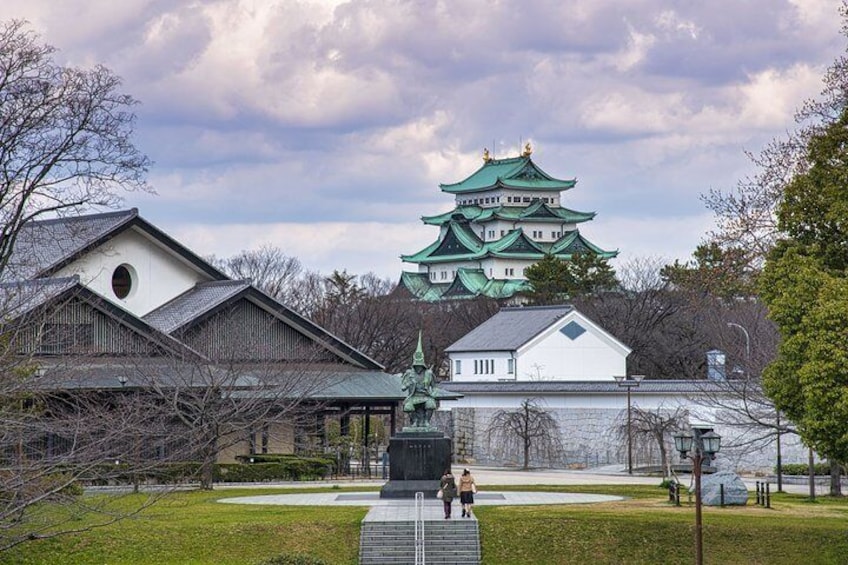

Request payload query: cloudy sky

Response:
[4,0,845,279]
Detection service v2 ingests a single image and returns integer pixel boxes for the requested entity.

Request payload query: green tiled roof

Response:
[440,156,576,194]
[401,222,617,265]
[398,268,531,301]
[422,201,595,226]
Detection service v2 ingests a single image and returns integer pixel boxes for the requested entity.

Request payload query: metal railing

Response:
[414,491,425,565]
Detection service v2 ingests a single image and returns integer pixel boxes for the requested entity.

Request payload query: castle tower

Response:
[398,146,617,300]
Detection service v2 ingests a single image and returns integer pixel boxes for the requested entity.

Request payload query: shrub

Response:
[779,463,832,476]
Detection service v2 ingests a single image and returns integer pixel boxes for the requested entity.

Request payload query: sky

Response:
[3,0,845,280]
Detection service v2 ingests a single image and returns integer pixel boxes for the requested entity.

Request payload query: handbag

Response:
[436,489,443,499]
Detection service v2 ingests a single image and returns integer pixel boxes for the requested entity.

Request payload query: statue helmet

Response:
[412,331,426,368]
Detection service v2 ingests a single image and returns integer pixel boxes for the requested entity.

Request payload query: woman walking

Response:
[459,468,477,518]
[439,469,457,519]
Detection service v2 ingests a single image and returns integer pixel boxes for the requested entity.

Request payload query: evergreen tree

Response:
[523,253,617,304]
[761,108,848,463]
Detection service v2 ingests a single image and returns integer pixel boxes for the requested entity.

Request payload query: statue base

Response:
[379,430,452,499]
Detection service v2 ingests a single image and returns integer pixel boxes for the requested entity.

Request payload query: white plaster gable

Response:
[518,309,631,358]
[55,226,216,317]
[448,307,630,382]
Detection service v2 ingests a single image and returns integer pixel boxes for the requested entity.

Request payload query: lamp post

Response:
[726,322,750,374]
[614,374,644,474]
[674,429,721,565]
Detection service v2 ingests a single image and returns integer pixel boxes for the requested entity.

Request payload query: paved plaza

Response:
[218,490,624,516]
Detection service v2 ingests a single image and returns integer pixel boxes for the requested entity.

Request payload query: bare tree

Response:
[0,20,151,275]
[0,19,152,548]
[616,405,688,479]
[143,304,345,490]
[575,257,710,379]
[209,246,303,304]
[486,399,563,470]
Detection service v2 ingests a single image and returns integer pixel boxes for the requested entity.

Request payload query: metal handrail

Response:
[414,491,425,565]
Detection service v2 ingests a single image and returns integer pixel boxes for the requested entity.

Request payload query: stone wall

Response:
[446,406,812,473]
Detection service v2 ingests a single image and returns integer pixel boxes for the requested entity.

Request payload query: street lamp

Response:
[614,374,644,474]
[726,322,750,374]
[674,429,721,565]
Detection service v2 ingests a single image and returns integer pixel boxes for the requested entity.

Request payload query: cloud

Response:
[2,0,846,280]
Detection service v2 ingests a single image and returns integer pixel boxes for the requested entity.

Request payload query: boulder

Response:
[694,470,748,506]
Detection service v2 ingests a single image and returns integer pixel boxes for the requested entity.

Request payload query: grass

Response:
[2,485,848,564]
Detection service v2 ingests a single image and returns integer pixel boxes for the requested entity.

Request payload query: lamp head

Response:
[673,432,694,456]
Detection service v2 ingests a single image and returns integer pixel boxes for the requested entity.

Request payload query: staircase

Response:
[359,518,481,564]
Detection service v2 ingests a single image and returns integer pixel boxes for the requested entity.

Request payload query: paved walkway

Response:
[218,490,624,515]
[211,464,814,496]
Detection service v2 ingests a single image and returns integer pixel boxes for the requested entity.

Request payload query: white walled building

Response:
[446,305,629,382]
[439,305,808,474]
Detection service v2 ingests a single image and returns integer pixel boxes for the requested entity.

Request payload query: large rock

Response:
[695,470,749,506]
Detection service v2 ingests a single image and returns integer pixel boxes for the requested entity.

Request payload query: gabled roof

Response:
[549,230,617,258]
[397,268,530,302]
[1,277,206,360]
[422,202,595,226]
[3,208,228,282]
[143,280,252,334]
[440,156,576,194]
[397,272,447,301]
[402,222,616,265]
[0,277,81,319]
[446,305,575,352]
[144,281,384,371]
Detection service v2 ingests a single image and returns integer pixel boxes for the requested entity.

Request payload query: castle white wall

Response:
[56,227,212,316]
[441,392,811,473]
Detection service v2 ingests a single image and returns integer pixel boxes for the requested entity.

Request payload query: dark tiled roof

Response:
[0,276,81,318]
[36,361,404,403]
[441,379,733,394]
[143,280,251,333]
[305,371,405,401]
[4,210,137,281]
[445,305,574,352]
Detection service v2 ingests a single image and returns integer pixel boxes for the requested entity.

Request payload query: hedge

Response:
[74,456,334,485]
[779,463,833,476]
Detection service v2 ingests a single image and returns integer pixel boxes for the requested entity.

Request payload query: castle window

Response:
[508,359,514,374]
[455,360,462,375]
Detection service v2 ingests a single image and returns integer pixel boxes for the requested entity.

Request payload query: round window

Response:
[111,265,134,299]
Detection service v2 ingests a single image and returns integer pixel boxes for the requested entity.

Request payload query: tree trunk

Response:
[829,460,842,497]
[523,437,530,470]
[658,437,669,479]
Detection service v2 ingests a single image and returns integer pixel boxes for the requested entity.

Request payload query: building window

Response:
[508,359,514,374]
[501,230,505,236]
[474,360,478,374]
[552,231,557,239]
[523,197,531,202]
[111,264,134,299]
[456,360,462,375]
[488,230,495,238]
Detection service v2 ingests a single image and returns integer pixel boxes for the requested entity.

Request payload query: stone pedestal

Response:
[379,430,452,499]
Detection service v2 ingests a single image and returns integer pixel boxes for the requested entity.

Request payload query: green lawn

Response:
[2,485,847,564]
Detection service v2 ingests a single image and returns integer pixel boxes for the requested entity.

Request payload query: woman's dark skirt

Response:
[460,492,474,504]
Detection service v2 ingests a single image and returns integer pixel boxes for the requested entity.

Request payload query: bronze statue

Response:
[402,332,438,429]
